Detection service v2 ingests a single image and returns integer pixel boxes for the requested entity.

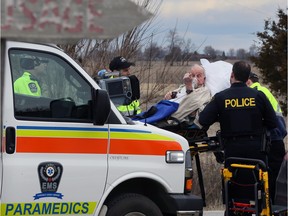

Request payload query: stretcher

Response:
[222,157,287,216]
[158,124,287,215]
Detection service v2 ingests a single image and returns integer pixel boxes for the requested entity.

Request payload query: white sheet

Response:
[200,59,232,96]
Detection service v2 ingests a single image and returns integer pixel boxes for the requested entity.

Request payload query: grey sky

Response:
[148,0,286,53]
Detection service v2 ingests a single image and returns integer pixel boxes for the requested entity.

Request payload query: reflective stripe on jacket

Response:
[250,82,287,140]
[117,100,141,117]
[250,82,282,114]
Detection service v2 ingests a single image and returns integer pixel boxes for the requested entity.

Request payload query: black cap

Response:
[109,56,134,71]
[20,57,48,70]
[20,58,35,70]
[249,72,259,82]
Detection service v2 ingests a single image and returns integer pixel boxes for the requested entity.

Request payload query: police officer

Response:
[199,61,277,163]
[109,56,141,117]
[14,58,46,96]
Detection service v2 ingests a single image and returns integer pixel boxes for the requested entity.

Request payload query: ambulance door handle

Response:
[6,127,16,154]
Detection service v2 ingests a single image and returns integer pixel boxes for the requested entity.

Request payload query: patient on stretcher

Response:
[133,60,233,130]
[133,64,211,129]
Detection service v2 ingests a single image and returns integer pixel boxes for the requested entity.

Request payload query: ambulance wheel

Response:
[106,193,163,216]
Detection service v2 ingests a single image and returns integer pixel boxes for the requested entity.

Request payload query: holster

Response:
[219,129,271,154]
[216,130,224,150]
[260,129,271,154]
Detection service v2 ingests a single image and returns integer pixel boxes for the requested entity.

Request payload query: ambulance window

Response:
[10,49,93,122]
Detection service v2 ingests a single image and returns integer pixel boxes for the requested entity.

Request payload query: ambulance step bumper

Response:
[177,210,203,216]
[165,193,203,215]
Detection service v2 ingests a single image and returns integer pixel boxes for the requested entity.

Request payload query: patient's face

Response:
[190,70,205,86]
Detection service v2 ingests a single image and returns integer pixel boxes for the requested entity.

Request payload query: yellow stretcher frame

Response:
[222,159,271,216]
[178,131,287,216]
[187,135,287,216]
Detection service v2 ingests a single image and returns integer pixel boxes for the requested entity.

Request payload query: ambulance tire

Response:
[106,193,163,216]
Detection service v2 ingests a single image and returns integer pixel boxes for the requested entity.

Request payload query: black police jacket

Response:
[199,82,277,137]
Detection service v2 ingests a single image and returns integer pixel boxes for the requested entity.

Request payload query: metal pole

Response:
[195,153,206,207]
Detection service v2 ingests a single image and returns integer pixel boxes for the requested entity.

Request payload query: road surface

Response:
[204,210,224,216]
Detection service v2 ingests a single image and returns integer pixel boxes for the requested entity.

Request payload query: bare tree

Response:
[249,44,258,57]
[59,0,163,77]
[143,42,163,61]
[181,38,197,66]
[236,48,247,60]
[165,24,182,66]
[228,48,235,58]
[203,45,216,59]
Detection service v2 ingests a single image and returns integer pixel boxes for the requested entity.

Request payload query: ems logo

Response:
[34,162,63,200]
[28,82,38,93]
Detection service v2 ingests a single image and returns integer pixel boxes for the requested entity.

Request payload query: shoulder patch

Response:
[28,82,38,93]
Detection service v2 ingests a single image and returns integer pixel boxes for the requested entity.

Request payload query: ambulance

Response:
[0,41,203,216]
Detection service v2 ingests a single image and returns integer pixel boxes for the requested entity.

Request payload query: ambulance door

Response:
[1,42,108,215]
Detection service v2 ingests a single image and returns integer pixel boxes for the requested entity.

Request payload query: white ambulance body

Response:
[0,41,203,216]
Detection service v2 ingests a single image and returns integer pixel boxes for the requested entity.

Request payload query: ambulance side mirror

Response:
[92,89,111,125]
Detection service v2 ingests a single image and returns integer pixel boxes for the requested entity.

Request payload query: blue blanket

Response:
[133,100,179,124]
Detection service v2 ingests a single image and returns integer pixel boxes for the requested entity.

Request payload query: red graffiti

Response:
[65,15,83,33]
[19,1,37,31]
[88,0,102,17]
[1,0,104,35]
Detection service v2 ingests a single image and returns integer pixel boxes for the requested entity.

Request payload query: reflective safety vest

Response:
[250,82,287,140]
[14,72,41,96]
[250,82,282,114]
[117,100,141,117]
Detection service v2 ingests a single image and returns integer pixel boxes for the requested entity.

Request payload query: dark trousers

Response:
[268,140,286,203]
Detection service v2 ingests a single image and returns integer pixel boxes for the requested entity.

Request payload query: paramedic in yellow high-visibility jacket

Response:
[109,56,141,117]
[14,58,47,96]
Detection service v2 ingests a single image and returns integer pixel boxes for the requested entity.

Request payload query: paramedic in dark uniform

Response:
[199,61,277,163]
[14,58,46,96]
